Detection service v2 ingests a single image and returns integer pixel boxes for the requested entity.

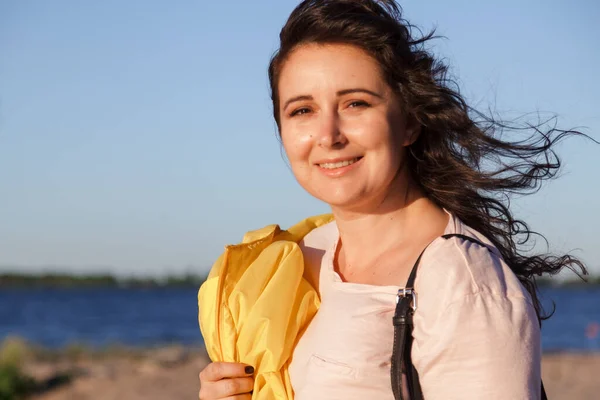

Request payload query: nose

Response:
[316,110,347,148]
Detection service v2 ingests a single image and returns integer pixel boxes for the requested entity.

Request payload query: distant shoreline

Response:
[0,272,207,288]
[0,271,598,288]
[537,275,600,287]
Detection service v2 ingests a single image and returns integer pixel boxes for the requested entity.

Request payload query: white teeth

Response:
[319,158,360,169]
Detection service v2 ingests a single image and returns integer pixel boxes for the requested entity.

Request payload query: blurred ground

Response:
[23,349,600,400]
[24,346,208,400]
[541,353,600,399]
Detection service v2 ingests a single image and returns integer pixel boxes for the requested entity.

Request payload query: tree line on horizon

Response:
[0,272,208,288]
[0,270,598,288]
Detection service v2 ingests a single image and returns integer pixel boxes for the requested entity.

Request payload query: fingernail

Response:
[245,366,254,374]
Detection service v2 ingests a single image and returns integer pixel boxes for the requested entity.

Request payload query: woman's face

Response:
[278,43,417,211]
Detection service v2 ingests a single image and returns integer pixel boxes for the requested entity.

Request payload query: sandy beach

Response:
[20,347,600,400]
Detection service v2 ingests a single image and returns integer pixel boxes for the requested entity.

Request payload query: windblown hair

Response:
[268,0,591,321]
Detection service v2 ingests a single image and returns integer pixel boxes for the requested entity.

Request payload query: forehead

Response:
[278,43,388,96]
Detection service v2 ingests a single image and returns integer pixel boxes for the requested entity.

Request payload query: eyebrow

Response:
[283,95,313,110]
[282,88,383,110]
[337,88,383,98]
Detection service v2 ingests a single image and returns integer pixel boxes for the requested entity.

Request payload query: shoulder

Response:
[299,220,338,252]
[415,215,532,307]
[298,220,338,291]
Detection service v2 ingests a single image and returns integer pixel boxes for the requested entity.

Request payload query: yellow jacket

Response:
[198,214,334,400]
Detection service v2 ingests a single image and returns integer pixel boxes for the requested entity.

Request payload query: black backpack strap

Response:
[390,237,433,400]
[390,234,548,400]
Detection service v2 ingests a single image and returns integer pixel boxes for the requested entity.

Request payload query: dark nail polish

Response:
[245,366,254,374]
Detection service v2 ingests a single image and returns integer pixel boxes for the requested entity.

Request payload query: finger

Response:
[222,395,252,400]
[199,376,254,400]
[201,362,254,382]
[211,377,254,398]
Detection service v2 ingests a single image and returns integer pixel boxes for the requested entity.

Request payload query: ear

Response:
[402,114,421,147]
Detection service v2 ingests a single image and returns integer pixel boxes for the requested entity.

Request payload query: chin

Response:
[308,186,366,209]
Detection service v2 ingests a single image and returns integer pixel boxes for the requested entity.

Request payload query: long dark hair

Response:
[268,0,591,321]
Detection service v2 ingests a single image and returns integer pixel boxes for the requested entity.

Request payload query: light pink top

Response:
[288,213,541,400]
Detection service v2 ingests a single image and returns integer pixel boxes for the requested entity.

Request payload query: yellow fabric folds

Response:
[198,214,334,400]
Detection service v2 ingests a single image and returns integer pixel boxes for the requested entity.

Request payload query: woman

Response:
[198,1,588,399]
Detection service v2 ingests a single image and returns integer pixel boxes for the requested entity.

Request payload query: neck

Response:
[331,177,447,273]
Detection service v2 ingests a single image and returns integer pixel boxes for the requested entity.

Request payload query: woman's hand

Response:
[199,362,255,399]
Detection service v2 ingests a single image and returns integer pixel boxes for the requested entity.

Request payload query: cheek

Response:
[281,128,315,187]
[281,125,314,163]
[344,114,394,151]
[349,116,404,173]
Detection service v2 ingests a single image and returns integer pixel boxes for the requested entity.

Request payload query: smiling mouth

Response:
[317,157,362,169]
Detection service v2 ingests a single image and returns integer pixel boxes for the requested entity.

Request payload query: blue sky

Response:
[1,0,598,278]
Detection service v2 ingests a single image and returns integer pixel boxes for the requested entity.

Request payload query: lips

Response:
[316,156,363,169]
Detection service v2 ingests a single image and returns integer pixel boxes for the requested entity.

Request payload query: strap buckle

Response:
[396,288,418,312]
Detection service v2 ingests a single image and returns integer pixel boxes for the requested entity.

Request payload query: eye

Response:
[348,100,370,108]
[290,107,312,117]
